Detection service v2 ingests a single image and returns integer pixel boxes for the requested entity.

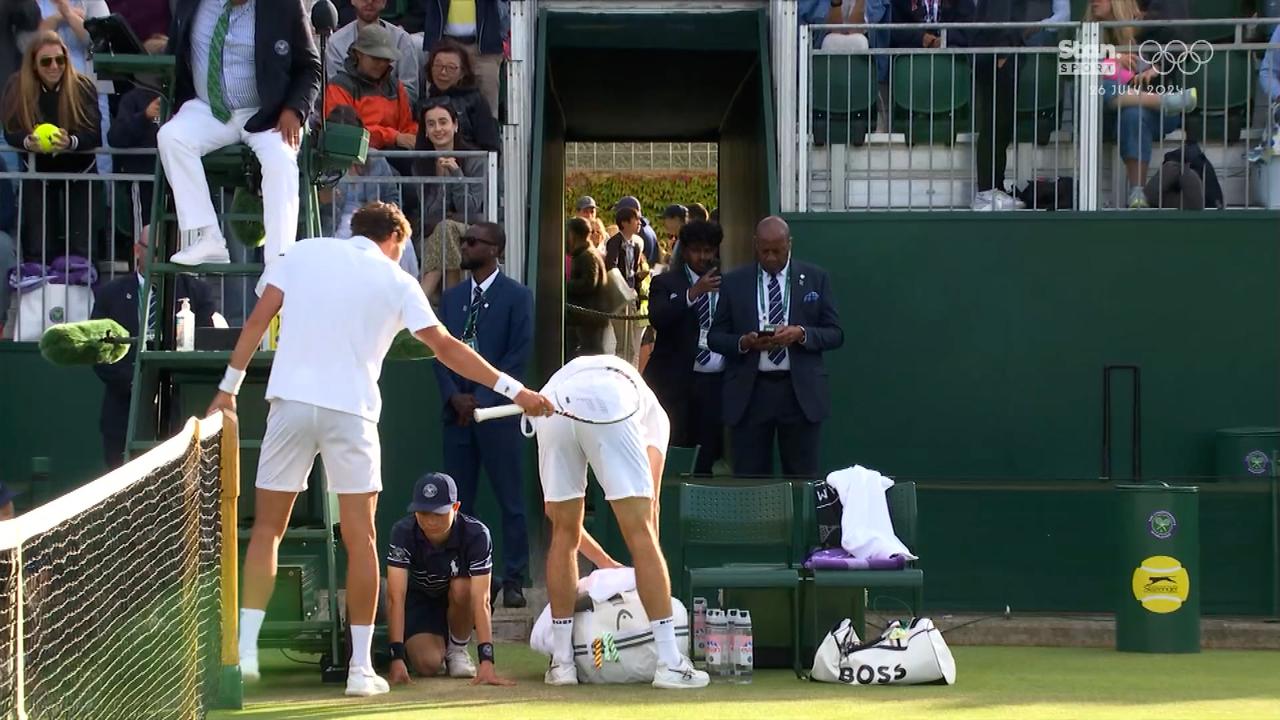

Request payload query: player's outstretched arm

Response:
[413,325,554,417]
[386,567,413,685]
[206,285,284,418]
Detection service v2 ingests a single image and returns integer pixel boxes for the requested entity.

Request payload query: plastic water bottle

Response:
[725,609,741,682]
[692,597,708,663]
[175,298,195,351]
[733,610,754,684]
[704,609,728,679]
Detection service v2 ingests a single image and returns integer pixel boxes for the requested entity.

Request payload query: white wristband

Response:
[219,366,246,396]
[493,372,524,401]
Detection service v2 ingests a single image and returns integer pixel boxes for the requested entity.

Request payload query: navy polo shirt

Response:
[386,512,493,597]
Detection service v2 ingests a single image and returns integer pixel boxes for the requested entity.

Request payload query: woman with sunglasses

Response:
[2,30,101,261]
[419,38,500,153]
[411,99,485,305]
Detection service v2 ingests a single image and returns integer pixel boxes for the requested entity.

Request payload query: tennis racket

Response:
[473,365,642,425]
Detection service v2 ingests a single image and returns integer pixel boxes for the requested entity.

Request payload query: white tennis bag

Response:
[532,590,689,684]
[811,618,956,686]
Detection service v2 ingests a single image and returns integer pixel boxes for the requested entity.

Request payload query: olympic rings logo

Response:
[1138,39,1215,76]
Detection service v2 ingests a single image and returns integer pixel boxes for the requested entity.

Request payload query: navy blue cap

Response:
[613,196,641,212]
[408,472,458,514]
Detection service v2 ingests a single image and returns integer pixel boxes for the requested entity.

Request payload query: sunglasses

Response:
[432,62,461,72]
[38,55,67,68]
[461,236,496,247]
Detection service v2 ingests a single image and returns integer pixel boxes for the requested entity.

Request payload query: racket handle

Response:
[473,405,525,423]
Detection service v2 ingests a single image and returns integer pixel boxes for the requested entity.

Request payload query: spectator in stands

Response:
[432,221,533,610]
[801,0,870,51]
[613,195,658,265]
[643,220,725,476]
[659,204,686,267]
[320,105,418,277]
[2,0,41,90]
[420,39,500,152]
[565,217,607,358]
[2,30,101,260]
[413,98,485,304]
[326,0,421,106]
[708,216,844,478]
[113,0,167,41]
[324,24,418,151]
[0,479,13,519]
[421,0,504,120]
[1025,0,1070,46]
[1088,0,1199,208]
[574,195,597,222]
[91,224,213,468]
[35,0,110,172]
[687,202,709,223]
[1259,24,1280,115]
[1135,0,1189,45]
[604,206,648,365]
[157,0,321,269]
[107,33,167,244]
[587,216,607,255]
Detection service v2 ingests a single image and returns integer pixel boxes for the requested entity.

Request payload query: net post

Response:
[216,410,243,710]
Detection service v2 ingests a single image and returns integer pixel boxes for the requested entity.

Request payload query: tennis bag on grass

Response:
[811,618,956,686]
[533,590,689,684]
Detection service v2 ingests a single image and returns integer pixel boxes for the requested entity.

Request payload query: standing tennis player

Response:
[206,202,553,697]
[534,354,708,688]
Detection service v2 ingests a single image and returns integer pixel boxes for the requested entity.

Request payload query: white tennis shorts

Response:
[536,408,670,503]
[256,399,382,494]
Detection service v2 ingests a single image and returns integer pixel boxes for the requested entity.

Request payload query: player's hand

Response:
[471,662,515,686]
[923,32,941,48]
[388,659,413,686]
[688,268,721,300]
[146,97,162,121]
[450,393,479,426]
[276,109,302,149]
[739,331,772,352]
[771,325,805,347]
[597,555,624,570]
[514,389,554,418]
[206,391,237,419]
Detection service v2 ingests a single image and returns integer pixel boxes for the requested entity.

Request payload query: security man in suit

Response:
[642,220,725,475]
[708,216,843,478]
[432,221,534,608]
[91,226,215,468]
[157,0,321,269]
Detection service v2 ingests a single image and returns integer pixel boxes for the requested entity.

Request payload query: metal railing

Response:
[0,146,498,341]
[798,18,1280,212]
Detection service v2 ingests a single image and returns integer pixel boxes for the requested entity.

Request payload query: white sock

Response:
[552,617,574,666]
[651,616,681,668]
[350,624,374,673]
[238,608,265,661]
[449,632,471,650]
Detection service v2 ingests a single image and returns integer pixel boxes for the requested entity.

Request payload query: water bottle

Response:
[704,609,728,679]
[725,609,741,682]
[692,597,708,663]
[175,298,195,351]
[733,610,754,684]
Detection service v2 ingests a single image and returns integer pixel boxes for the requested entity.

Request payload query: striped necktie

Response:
[463,284,483,340]
[207,1,234,123]
[767,273,787,366]
[693,292,712,366]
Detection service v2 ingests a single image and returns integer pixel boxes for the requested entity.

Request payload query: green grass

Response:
[211,644,1280,720]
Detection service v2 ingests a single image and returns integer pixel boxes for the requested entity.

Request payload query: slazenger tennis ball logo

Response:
[1132,555,1190,614]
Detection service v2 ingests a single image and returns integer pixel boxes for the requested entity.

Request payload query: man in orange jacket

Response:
[325,24,417,150]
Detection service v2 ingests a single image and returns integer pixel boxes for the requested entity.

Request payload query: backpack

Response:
[1162,143,1224,209]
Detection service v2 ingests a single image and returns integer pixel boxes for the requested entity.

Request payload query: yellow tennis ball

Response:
[1131,555,1190,614]
[32,123,59,152]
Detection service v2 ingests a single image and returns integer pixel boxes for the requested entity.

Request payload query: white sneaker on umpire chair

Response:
[446,647,477,678]
[544,661,579,686]
[652,656,710,689]
[345,667,390,697]
[170,226,231,265]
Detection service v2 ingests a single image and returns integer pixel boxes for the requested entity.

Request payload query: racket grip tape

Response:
[473,405,525,423]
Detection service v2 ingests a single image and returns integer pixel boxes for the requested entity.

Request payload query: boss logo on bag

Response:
[839,664,907,685]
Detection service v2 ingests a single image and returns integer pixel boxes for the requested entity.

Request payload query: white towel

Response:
[825,465,918,562]
[530,568,639,655]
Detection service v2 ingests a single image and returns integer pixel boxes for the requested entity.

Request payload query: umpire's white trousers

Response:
[157,99,299,262]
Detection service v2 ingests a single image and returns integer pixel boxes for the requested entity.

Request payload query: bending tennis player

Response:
[206,202,553,697]
[482,353,708,688]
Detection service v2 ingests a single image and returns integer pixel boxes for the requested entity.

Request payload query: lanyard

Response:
[756,264,790,324]
[685,266,717,318]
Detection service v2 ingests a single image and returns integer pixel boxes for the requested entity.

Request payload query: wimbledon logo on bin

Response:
[1132,555,1190,614]
[1148,510,1177,540]
[1245,450,1270,476]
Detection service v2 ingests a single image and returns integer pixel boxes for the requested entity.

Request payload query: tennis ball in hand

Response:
[32,123,60,152]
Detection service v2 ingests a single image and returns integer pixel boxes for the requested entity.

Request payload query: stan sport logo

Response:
[1057,39,1214,89]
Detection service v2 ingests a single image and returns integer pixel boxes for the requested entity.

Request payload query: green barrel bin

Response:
[1115,485,1200,653]
[1215,428,1280,478]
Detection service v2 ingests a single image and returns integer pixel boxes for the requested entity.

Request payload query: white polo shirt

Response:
[262,236,439,423]
[542,354,670,455]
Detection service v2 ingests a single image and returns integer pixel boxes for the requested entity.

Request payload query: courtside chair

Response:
[680,482,805,678]
[812,53,877,147]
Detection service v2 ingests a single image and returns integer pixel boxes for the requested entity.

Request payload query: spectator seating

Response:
[811,54,877,147]
[1017,54,1062,146]
[1185,49,1256,143]
[892,55,972,144]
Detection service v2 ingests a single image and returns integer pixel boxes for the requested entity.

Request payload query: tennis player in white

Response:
[535,354,709,689]
[206,202,553,697]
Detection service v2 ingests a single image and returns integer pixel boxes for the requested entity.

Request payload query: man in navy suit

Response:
[432,221,533,608]
[157,0,321,269]
[92,226,215,468]
[642,221,725,475]
[708,216,843,478]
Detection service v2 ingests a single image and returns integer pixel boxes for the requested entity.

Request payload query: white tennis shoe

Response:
[345,667,390,697]
[652,657,710,689]
[544,662,579,686]
[446,648,477,678]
